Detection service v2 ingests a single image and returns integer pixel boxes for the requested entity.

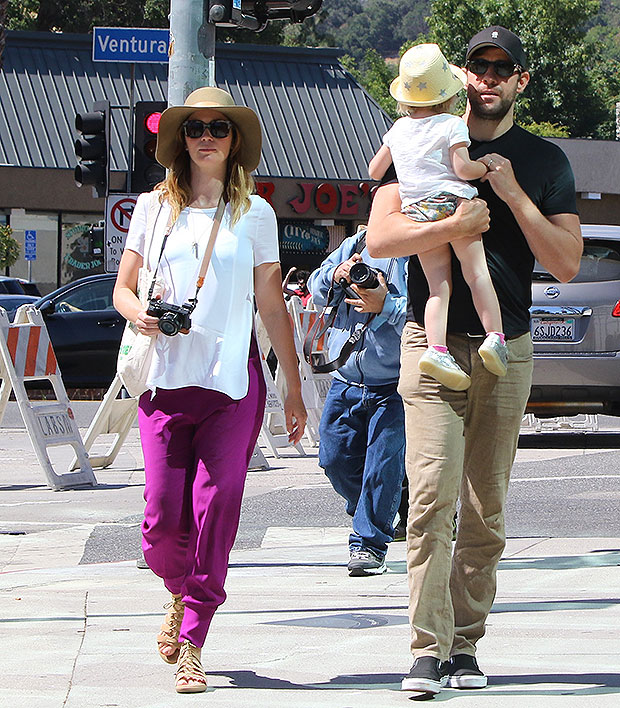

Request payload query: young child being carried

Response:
[369,43,507,391]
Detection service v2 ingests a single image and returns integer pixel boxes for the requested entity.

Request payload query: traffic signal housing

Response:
[74,100,110,198]
[207,1,323,31]
[132,101,167,194]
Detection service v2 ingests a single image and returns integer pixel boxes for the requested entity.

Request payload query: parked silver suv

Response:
[528,225,620,417]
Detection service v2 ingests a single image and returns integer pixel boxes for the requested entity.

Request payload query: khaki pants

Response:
[398,322,533,660]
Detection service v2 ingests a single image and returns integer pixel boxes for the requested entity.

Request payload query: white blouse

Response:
[124,192,279,399]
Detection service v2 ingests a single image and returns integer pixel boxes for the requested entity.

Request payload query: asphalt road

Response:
[82,433,620,564]
[2,402,619,564]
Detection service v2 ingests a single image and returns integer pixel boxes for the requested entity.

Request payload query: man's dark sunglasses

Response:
[466,58,522,78]
[182,119,233,139]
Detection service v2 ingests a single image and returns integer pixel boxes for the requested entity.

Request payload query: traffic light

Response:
[207,1,323,30]
[253,0,323,23]
[132,101,166,194]
[208,0,234,24]
[74,100,110,198]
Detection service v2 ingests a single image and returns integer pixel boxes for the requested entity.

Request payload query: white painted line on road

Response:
[0,499,71,507]
[262,526,349,548]
[511,474,620,482]
[0,524,95,571]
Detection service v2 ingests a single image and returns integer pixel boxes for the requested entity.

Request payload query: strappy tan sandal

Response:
[156,594,185,664]
[175,640,207,694]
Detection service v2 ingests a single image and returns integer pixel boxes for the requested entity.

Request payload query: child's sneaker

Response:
[478,333,508,376]
[418,348,471,391]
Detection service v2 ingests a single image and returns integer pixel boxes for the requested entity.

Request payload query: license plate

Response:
[530,317,576,341]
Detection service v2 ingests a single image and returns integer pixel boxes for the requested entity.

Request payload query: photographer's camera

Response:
[147,300,193,337]
[349,263,381,290]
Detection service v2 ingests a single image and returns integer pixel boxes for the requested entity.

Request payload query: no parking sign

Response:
[105,194,138,272]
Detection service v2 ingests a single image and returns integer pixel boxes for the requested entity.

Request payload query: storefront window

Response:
[62,213,105,285]
[279,221,331,274]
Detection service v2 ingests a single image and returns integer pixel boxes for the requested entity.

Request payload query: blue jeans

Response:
[319,378,406,556]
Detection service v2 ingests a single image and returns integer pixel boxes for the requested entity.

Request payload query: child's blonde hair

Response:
[398,96,458,117]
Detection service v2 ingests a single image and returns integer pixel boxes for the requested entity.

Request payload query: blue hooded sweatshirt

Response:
[307,232,408,386]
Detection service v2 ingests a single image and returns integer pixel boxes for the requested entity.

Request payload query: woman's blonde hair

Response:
[155,125,254,225]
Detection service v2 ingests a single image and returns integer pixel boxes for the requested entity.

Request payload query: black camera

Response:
[349,262,381,289]
[147,299,193,337]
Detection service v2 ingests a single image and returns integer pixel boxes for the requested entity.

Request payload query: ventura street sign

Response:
[93,27,170,64]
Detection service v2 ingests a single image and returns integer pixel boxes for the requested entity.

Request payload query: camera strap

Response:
[303,288,376,374]
[302,228,377,374]
[147,208,176,302]
[146,198,225,311]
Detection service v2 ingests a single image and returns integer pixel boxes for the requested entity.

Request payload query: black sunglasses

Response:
[182,119,233,139]
[466,58,522,78]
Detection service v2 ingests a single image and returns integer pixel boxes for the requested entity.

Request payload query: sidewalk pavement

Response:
[1,427,619,707]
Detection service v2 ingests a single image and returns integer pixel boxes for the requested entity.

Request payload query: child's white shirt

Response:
[383,113,478,206]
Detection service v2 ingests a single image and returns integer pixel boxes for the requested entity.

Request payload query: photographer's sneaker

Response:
[401,656,448,695]
[478,333,508,376]
[418,348,471,391]
[444,654,488,689]
[347,548,386,576]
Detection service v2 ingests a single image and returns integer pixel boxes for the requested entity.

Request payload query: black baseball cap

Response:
[466,26,528,70]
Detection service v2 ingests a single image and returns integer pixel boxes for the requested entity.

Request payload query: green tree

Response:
[341,49,398,119]
[0,224,20,271]
[1,0,9,69]
[425,0,618,138]
[6,0,169,32]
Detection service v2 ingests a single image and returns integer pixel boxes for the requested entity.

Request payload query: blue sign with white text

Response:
[24,229,36,261]
[93,27,170,64]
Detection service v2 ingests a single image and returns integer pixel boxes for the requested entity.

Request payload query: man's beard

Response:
[467,85,516,121]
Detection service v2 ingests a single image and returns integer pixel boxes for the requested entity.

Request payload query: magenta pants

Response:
[138,341,266,647]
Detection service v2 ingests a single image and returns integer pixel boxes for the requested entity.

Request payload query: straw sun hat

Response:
[156,87,262,171]
[390,44,466,107]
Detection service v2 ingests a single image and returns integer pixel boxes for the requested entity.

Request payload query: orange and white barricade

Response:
[254,313,306,458]
[68,373,138,472]
[287,297,333,446]
[0,306,95,490]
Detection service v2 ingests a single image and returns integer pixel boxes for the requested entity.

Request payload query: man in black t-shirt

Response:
[366,27,582,696]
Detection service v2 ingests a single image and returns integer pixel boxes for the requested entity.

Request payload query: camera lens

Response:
[349,262,379,289]
[158,312,180,337]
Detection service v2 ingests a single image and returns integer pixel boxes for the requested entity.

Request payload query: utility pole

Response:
[168,0,215,108]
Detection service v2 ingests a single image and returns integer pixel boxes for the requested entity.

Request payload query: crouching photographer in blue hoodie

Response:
[308,231,408,576]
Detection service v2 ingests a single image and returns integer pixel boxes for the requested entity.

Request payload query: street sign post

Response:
[24,229,36,281]
[92,27,170,63]
[105,194,138,272]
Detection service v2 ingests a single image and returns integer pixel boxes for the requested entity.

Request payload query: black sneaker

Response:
[401,656,448,694]
[393,523,406,542]
[347,548,387,576]
[445,654,488,689]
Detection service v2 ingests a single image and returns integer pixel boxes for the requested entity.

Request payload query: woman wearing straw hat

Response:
[369,43,508,391]
[113,87,306,693]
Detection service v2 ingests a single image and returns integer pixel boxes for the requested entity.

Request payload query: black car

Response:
[33,273,123,388]
[0,276,41,296]
[0,294,40,321]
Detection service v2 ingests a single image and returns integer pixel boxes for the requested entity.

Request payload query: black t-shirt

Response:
[392,124,577,337]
